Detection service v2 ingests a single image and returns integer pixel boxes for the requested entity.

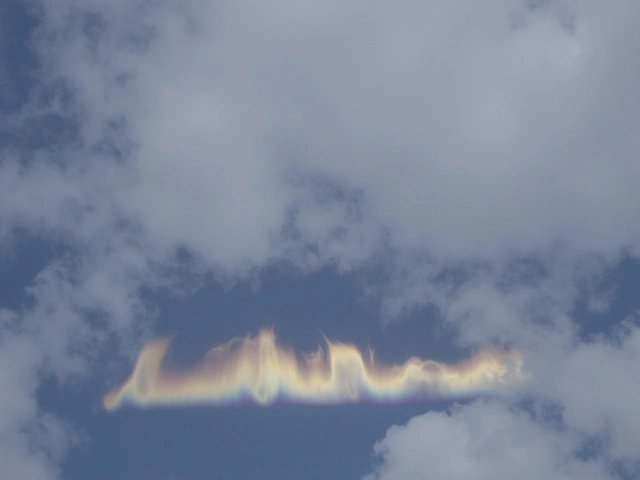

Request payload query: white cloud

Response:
[28,0,640,272]
[19,0,639,305]
[1,0,640,478]
[527,319,640,461]
[364,400,615,480]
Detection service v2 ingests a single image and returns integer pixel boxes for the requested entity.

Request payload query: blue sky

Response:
[2,1,640,479]
[38,270,453,480]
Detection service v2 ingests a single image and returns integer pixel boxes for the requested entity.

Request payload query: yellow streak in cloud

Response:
[104,329,526,410]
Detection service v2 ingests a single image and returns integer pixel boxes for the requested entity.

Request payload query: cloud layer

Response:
[1,0,640,478]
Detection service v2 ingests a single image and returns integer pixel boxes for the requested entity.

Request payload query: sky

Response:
[1,0,640,479]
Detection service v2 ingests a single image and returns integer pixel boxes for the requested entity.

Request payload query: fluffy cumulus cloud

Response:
[364,400,614,480]
[1,0,640,478]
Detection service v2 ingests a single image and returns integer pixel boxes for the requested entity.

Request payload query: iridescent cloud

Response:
[104,329,526,410]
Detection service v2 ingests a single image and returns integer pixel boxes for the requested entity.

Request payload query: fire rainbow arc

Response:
[103,329,526,411]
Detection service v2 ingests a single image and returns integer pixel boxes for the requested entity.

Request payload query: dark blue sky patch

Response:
[0,0,39,114]
[0,229,68,309]
[150,266,462,373]
[573,255,640,340]
[60,399,450,480]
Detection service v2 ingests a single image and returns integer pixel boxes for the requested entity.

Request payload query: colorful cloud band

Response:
[104,329,525,410]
